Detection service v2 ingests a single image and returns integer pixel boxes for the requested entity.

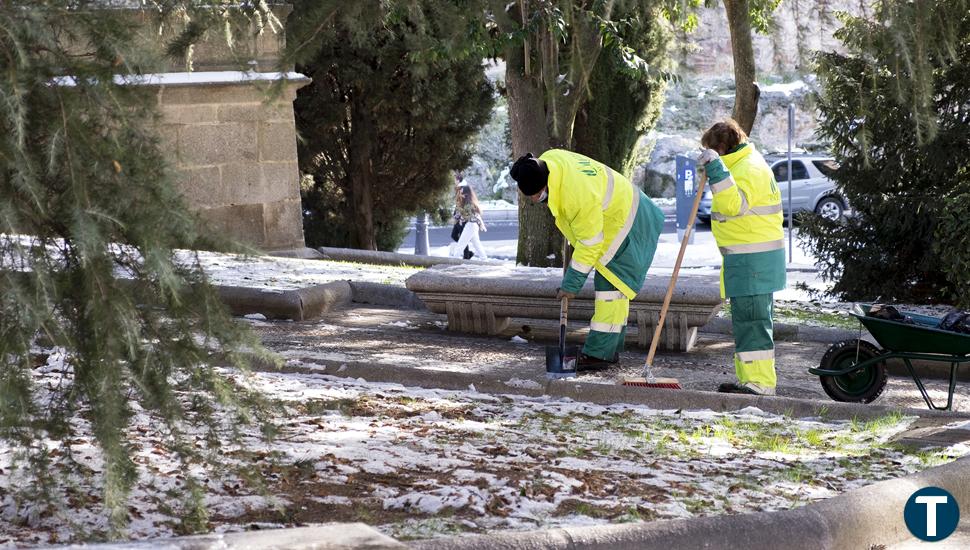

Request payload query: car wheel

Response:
[815,197,845,221]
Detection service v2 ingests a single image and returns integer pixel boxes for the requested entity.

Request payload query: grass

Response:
[773,305,859,330]
[718,300,860,330]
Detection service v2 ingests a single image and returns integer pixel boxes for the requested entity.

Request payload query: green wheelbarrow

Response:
[809,304,970,411]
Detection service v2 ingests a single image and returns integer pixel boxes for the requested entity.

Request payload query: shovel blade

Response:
[546,345,580,379]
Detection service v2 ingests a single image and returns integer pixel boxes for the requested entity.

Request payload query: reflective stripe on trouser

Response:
[584,272,629,359]
[730,293,776,388]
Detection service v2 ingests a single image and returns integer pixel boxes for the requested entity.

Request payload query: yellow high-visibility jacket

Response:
[710,144,787,298]
[541,149,657,299]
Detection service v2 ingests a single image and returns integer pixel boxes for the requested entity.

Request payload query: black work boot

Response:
[576,353,619,373]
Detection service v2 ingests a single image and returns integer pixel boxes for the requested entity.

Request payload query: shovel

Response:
[545,296,579,379]
[546,239,578,379]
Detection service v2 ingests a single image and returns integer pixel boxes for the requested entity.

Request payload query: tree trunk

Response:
[506,46,564,268]
[724,0,760,135]
[348,101,377,250]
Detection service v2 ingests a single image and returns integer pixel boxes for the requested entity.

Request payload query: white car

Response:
[697,155,849,223]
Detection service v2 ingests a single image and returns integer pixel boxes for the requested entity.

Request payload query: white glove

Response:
[697,148,720,166]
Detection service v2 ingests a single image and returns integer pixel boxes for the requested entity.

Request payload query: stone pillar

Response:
[155,74,308,250]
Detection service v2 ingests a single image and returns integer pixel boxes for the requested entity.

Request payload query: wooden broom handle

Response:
[645,170,709,366]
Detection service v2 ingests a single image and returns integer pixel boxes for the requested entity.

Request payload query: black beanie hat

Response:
[510,153,548,196]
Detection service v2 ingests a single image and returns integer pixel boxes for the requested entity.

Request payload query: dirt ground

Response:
[250,306,970,413]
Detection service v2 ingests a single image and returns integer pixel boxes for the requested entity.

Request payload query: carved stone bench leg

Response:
[445,302,510,336]
[636,310,699,352]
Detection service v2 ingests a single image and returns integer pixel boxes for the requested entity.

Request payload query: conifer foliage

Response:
[802,0,970,304]
[290,0,495,252]
[0,1,275,535]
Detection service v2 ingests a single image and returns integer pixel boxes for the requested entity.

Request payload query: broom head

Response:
[621,377,682,389]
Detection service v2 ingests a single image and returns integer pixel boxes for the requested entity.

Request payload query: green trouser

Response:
[584,273,630,359]
[730,293,777,388]
[583,194,662,359]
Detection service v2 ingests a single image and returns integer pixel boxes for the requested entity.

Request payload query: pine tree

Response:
[801,0,970,304]
[290,0,495,252]
[0,1,278,536]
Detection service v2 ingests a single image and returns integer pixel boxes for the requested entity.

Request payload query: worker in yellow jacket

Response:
[510,150,664,372]
[698,119,786,396]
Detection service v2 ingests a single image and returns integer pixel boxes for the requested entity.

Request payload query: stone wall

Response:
[155,76,307,250]
[124,4,309,251]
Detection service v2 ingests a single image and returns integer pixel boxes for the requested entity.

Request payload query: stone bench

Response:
[405,265,723,352]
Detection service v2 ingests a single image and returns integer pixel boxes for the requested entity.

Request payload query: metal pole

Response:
[414,211,429,256]
[787,103,794,263]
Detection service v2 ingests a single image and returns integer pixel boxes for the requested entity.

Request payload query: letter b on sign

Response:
[904,487,960,541]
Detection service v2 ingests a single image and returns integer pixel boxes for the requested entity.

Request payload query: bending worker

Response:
[510,150,663,372]
[698,119,786,396]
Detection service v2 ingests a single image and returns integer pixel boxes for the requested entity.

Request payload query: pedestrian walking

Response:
[451,184,489,261]
[698,119,786,396]
[510,150,664,372]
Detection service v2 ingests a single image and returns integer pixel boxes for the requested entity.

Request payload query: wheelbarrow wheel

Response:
[819,339,888,403]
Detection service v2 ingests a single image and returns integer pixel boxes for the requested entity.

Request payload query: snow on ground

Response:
[186,250,420,292]
[398,227,817,272]
[2,360,966,546]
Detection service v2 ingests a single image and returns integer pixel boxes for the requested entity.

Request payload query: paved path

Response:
[251,306,970,413]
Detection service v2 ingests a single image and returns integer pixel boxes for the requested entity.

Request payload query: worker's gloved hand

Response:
[697,148,720,165]
[556,288,576,301]
[697,148,730,184]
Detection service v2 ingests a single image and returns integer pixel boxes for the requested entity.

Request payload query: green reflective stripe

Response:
[713,203,783,222]
[720,239,785,254]
[737,349,774,362]
[570,258,593,273]
[711,178,735,194]
[602,167,615,209]
[590,321,624,333]
[595,291,625,301]
[598,181,639,266]
[580,231,605,247]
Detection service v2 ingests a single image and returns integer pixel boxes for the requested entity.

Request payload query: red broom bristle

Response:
[621,377,682,389]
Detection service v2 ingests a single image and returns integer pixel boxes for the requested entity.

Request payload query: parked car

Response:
[696,154,848,223]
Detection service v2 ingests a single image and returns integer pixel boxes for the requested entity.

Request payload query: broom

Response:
[622,170,709,389]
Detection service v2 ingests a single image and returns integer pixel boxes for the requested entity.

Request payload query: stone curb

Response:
[411,455,970,550]
[278,360,969,421]
[316,246,504,268]
[52,522,406,549]
[217,281,352,321]
[349,281,428,310]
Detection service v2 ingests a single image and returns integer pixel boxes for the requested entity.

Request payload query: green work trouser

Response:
[730,293,777,388]
[581,193,662,360]
[583,273,630,359]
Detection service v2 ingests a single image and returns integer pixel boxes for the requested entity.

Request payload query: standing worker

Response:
[510,150,664,372]
[698,119,786,396]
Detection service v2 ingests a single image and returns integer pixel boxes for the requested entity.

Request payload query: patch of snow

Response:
[759,80,807,96]
[510,335,529,344]
[55,71,307,87]
[504,378,543,390]
[244,313,267,321]
[735,406,770,417]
